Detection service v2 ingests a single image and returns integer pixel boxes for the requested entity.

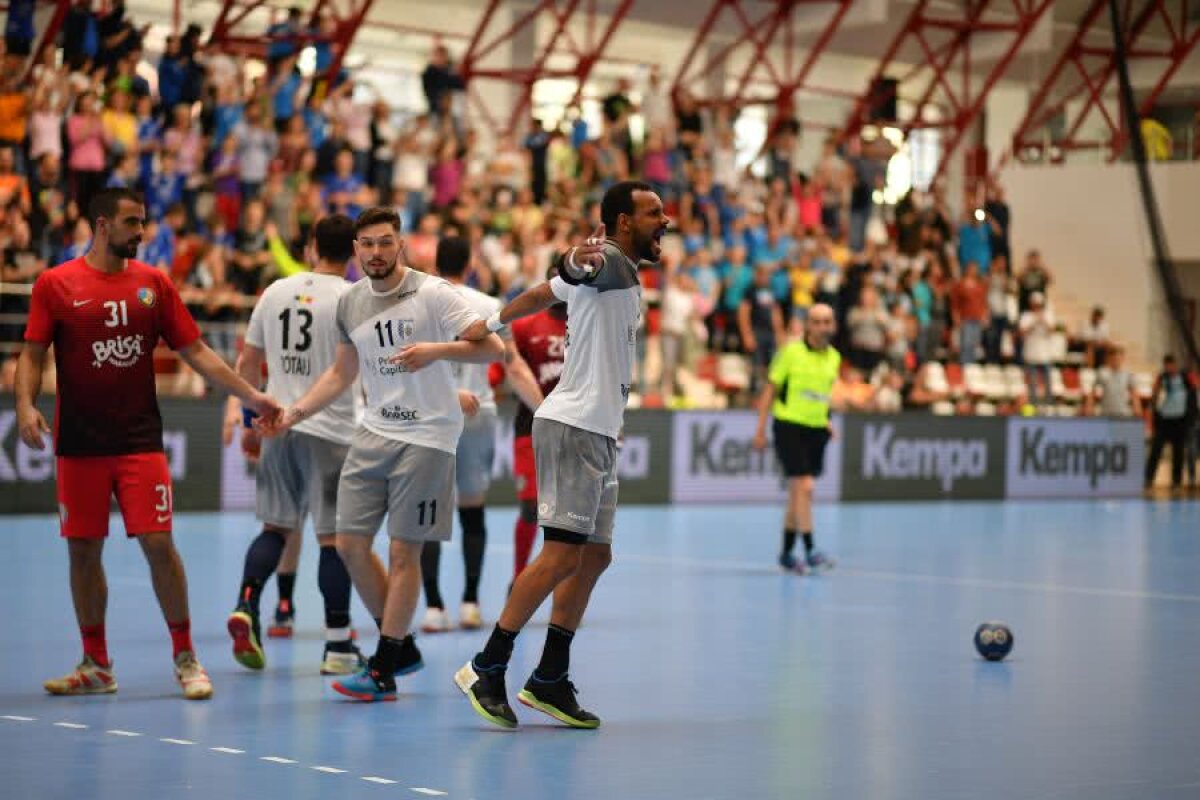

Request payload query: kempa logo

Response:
[379,406,419,422]
[1018,427,1128,488]
[689,422,779,477]
[863,423,987,491]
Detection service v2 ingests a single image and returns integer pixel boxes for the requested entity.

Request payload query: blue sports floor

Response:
[2,500,1200,800]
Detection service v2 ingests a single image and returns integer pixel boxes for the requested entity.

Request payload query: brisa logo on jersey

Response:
[92,334,145,368]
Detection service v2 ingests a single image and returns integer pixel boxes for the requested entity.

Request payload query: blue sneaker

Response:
[332,667,396,702]
[806,550,836,572]
[779,553,808,574]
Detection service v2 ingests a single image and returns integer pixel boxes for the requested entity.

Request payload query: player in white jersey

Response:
[259,207,505,702]
[225,214,366,675]
[455,181,669,729]
[420,236,544,634]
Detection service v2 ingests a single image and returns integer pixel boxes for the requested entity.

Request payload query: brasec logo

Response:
[862,422,987,491]
[92,334,145,368]
[379,406,419,422]
[1017,426,1128,488]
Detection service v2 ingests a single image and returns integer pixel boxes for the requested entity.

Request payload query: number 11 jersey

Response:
[245,272,357,445]
[336,269,483,454]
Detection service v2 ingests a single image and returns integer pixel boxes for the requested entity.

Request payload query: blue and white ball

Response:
[974,622,1014,661]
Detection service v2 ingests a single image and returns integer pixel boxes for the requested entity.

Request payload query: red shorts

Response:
[56,452,173,539]
[513,435,538,503]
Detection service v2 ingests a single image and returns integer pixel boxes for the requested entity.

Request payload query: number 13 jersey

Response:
[245,272,358,445]
[336,269,483,454]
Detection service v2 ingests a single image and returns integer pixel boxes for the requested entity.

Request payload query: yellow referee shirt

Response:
[768,338,841,428]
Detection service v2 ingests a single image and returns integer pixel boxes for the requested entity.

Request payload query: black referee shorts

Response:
[772,418,831,479]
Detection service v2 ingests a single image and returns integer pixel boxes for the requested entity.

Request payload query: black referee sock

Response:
[781,529,797,558]
[802,533,814,556]
[475,625,518,671]
[532,624,574,682]
[460,506,486,604]
[239,529,286,616]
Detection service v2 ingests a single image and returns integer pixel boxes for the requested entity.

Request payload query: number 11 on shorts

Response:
[417,499,437,526]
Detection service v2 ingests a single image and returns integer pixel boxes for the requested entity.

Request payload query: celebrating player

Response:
[455,181,669,729]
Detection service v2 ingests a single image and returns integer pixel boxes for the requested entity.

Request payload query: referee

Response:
[752,303,840,574]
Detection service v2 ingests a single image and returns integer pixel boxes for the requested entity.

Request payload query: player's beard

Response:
[108,237,140,260]
[363,255,398,280]
[634,227,664,263]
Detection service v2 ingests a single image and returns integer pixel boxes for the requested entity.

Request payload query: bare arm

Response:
[235,343,267,388]
[177,340,277,415]
[499,282,559,326]
[752,381,776,448]
[737,300,755,350]
[273,342,360,431]
[389,333,505,371]
[15,343,51,449]
[503,339,545,410]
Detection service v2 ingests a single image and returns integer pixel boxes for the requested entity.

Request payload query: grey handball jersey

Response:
[336,269,485,454]
[534,240,643,441]
[245,272,358,445]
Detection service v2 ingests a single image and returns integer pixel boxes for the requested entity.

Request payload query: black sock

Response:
[802,532,814,556]
[238,529,286,615]
[397,634,421,669]
[374,617,383,632]
[318,545,352,630]
[781,529,797,558]
[421,541,444,610]
[475,624,518,670]
[369,635,405,676]
[460,506,486,604]
[533,624,574,682]
[276,572,296,606]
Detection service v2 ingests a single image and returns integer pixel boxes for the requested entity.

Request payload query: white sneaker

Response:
[459,602,483,630]
[320,644,365,676]
[421,607,452,633]
[174,651,213,700]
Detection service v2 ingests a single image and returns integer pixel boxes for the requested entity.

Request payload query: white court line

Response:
[313,766,347,774]
[53,722,88,729]
[160,737,194,745]
[210,747,244,754]
[107,729,141,737]
[363,777,398,785]
[616,552,1200,604]
[1,715,35,722]
[261,756,298,765]
[411,789,448,796]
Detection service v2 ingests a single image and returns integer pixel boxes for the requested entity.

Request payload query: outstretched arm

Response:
[504,339,545,410]
[264,342,360,434]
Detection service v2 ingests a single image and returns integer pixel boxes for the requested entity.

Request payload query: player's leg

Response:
[772,419,805,572]
[512,435,539,579]
[517,471,617,729]
[419,541,448,631]
[456,420,610,728]
[45,455,119,694]
[457,409,496,629]
[113,453,211,699]
[793,424,834,571]
[230,431,303,668]
[334,442,454,702]
[269,532,303,638]
[307,436,362,675]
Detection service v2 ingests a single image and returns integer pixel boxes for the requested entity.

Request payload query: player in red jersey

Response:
[508,270,568,578]
[14,188,282,700]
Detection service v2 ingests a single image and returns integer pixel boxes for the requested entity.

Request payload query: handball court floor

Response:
[2,500,1200,800]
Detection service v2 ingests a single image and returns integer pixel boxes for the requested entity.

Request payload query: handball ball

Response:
[974,622,1014,661]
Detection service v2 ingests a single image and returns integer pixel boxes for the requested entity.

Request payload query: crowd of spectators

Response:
[0,1,1142,421]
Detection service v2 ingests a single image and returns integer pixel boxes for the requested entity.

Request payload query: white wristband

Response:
[486,311,505,332]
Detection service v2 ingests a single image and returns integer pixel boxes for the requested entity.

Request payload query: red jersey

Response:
[511,309,567,438]
[24,257,202,457]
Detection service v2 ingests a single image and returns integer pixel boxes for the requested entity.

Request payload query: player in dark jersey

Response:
[508,268,567,578]
[14,188,281,700]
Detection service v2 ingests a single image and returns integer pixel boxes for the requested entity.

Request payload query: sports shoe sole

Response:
[44,678,118,696]
[516,689,601,729]
[453,662,517,730]
[266,623,294,639]
[227,612,266,670]
[331,681,396,702]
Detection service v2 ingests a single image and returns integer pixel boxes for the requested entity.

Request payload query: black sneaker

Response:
[517,674,600,729]
[454,659,518,729]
